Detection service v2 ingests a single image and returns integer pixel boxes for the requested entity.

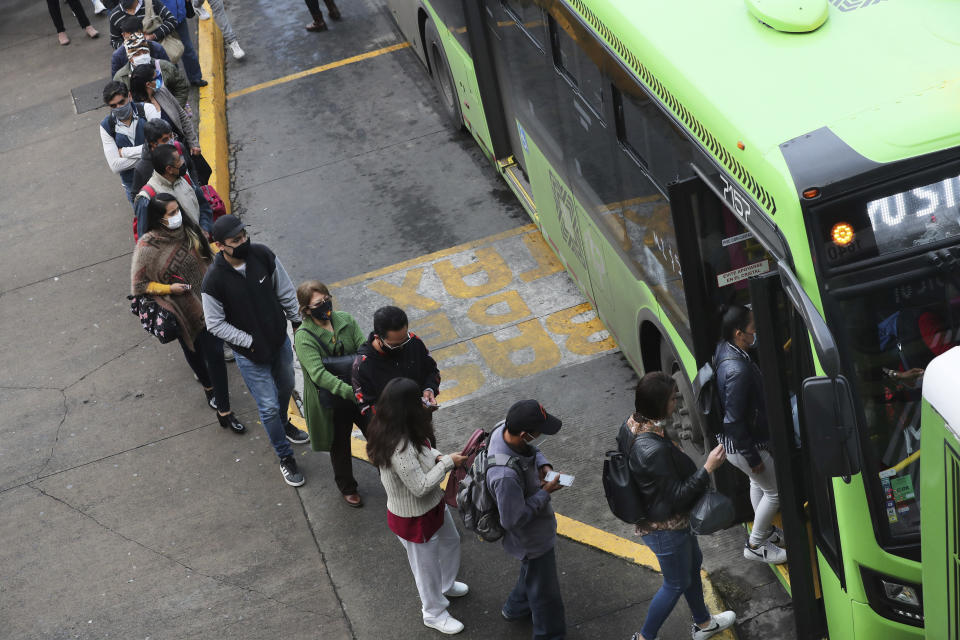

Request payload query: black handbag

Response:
[128,295,180,344]
[689,491,735,535]
[300,329,356,409]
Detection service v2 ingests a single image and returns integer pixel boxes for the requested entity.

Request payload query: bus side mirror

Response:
[801,375,861,478]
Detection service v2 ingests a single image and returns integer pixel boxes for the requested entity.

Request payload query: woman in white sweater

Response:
[366,377,469,635]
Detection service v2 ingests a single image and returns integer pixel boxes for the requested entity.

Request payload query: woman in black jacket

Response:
[622,372,734,640]
[714,304,786,565]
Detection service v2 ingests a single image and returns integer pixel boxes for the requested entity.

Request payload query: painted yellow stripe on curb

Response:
[197,1,232,215]
[328,224,536,289]
[226,42,412,100]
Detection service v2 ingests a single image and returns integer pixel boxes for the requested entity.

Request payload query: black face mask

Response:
[177,162,187,177]
[310,299,333,320]
[229,238,251,260]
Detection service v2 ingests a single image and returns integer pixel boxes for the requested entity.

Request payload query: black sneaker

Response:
[279,455,305,486]
[284,421,310,444]
[217,412,246,434]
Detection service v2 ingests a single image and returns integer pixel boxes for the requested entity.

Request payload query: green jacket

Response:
[294,311,366,451]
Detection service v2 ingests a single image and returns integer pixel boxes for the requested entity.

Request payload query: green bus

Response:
[385,0,960,637]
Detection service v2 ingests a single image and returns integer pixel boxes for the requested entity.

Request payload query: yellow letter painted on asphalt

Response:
[545,303,616,355]
[366,268,441,311]
[517,233,563,282]
[412,312,459,349]
[433,248,513,298]
[433,342,485,403]
[467,290,531,326]
[474,319,561,379]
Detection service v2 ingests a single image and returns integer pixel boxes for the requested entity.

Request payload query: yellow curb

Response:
[196,2,232,215]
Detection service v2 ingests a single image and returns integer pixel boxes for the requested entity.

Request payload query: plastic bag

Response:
[689,491,735,535]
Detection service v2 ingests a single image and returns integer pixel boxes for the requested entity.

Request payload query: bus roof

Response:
[586,0,960,166]
[923,346,960,438]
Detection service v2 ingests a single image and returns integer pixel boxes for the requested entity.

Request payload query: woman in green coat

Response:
[294,280,366,507]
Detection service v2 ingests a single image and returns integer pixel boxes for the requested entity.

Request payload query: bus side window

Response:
[616,86,692,193]
[549,15,604,118]
[501,0,545,49]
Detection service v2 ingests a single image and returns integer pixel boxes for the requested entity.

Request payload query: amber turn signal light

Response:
[803,188,820,199]
[831,222,854,246]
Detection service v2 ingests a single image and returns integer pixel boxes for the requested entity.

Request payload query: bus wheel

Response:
[660,340,710,468]
[424,20,463,130]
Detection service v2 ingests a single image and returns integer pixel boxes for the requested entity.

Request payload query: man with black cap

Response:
[201,215,311,487]
[487,399,566,639]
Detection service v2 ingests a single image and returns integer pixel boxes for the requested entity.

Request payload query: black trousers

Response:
[47,0,90,32]
[178,329,230,413]
[303,0,334,18]
[330,399,363,494]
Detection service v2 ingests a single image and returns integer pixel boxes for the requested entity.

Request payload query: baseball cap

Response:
[212,215,245,243]
[505,399,562,435]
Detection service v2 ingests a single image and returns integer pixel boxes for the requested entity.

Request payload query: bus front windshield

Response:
[833,271,960,542]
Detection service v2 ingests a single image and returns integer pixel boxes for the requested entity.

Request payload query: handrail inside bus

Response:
[779,259,841,378]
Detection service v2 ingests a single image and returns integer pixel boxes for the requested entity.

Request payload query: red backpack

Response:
[201,184,226,221]
[443,428,489,508]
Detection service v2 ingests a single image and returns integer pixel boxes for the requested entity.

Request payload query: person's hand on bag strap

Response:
[704,443,726,473]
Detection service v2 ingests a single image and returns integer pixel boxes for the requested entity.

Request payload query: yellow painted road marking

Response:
[226,42,412,100]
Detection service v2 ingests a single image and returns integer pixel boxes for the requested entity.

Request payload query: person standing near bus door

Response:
[714,304,787,564]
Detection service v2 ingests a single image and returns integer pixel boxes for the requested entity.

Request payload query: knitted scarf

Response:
[131,225,212,351]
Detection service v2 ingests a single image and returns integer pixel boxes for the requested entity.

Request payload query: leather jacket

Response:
[617,421,709,523]
[714,341,769,468]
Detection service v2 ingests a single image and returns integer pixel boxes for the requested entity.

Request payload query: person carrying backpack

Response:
[366,378,469,635]
[487,400,565,640]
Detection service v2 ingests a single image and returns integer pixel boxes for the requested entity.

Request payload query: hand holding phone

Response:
[544,470,574,487]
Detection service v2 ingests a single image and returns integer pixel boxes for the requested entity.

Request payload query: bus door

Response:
[670,176,828,639]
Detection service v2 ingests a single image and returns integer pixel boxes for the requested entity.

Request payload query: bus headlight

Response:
[860,566,924,627]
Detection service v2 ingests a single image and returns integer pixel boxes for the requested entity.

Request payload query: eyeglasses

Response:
[381,335,411,350]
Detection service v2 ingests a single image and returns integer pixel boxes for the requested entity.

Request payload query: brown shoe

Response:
[324,0,341,20]
[305,16,327,31]
[343,493,363,508]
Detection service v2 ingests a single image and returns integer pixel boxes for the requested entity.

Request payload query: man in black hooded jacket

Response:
[351,305,440,429]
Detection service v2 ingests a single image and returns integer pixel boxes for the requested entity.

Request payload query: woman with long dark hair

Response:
[366,378,468,635]
[714,304,785,564]
[622,372,734,640]
[130,193,245,434]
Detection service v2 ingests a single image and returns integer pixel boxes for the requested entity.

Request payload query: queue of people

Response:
[92,6,797,637]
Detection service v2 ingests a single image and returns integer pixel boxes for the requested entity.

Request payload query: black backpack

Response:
[456,422,523,542]
[602,426,646,524]
[694,357,737,437]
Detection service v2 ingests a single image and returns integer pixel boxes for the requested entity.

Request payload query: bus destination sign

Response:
[868,174,960,256]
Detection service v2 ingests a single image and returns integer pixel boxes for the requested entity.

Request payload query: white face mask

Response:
[131,53,151,67]
[164,211,183,230]
[522,433,547,449]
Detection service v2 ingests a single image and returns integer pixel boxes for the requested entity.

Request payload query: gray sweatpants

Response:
[725,448,780,546]
[193,0,237,44]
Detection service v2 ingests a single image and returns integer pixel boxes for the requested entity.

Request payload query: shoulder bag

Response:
[143,0,184,63]
[299,328,356,409]
[128,294,180,343]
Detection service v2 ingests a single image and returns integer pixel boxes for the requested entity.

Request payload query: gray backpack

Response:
[456,423,522,542]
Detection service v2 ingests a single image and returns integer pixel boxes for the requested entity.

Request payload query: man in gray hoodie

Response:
[487,399,566,640]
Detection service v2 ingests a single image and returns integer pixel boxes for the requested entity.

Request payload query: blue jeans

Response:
[233,337,295,459]
[174,19,203,83]
[503,546,566,640]
[640,528,710,639]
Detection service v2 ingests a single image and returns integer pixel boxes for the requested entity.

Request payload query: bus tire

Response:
[424,19,463,130]
[660,339,711,469]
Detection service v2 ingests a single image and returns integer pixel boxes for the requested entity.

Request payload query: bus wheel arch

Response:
[639,320,662,374]
[421,16,463,130]
[659,337,711,469]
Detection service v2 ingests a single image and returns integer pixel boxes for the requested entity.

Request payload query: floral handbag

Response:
[128,295,180,344]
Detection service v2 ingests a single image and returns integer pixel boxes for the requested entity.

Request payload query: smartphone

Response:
[882,367,898,379]
[544,471,574,487]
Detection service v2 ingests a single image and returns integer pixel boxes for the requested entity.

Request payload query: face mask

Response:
[111,102,134,121]
[229,238,251,260]
[177,162,187,177]
[310,299,333,320]
[164,211,183,230]
[131,53,151,67]
[748,331,758,348]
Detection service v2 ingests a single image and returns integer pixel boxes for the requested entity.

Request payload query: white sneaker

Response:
[762,525,784,546]
[92,0,107,15]
[196,6,211,19]
[443,581,469,598]
[229,41,245,60]
[743,539,788,564]
[424,614,464,635]
[691,611,736,640]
